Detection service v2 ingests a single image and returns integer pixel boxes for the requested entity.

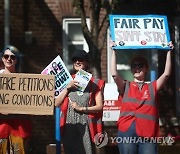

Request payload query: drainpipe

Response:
[4,0,10,47]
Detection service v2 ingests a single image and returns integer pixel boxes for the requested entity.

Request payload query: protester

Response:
[55,49,105,154]
[110,41,174,154]
[0,45,32,154]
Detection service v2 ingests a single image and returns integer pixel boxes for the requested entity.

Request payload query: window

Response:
[62,18,90,71]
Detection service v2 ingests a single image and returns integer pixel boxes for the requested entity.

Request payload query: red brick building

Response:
[0,0,180,153]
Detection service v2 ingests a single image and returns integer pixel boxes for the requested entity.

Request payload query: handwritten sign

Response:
[41,55,72,97]
[0,73,55,115]
[109,15,171,50]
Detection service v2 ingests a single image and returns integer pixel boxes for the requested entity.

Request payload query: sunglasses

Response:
[131,63,144,69]
[3,54,16,60]
[72,58,84,63]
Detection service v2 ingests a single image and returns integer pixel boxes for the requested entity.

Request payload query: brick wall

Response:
[0,0,4,49]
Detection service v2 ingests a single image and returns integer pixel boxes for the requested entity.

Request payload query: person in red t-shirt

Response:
[110,41,174,154]
[0,45,32,154]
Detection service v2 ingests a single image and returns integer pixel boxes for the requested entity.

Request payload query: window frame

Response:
[62,18,90,70]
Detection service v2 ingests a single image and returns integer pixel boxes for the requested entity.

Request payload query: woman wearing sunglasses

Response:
[0,45,32,154]
[55,50,105,154]
[110,41,174,154]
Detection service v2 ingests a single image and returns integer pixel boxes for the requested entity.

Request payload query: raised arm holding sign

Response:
[110,31,174,153]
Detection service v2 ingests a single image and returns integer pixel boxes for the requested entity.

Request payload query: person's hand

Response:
[109,40,117,49]
[70,102,81,111]
[69,98,82,112]
[66,80,79,90]
[0,112,8,115]
[168,41,174,51]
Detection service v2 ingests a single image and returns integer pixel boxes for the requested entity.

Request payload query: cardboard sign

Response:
[109,15,171,50]
[0,73,55,115]
[41,55,72,97]
[102,83,121,121]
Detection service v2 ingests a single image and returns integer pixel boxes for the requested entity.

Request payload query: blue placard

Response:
[109,15,171,50]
